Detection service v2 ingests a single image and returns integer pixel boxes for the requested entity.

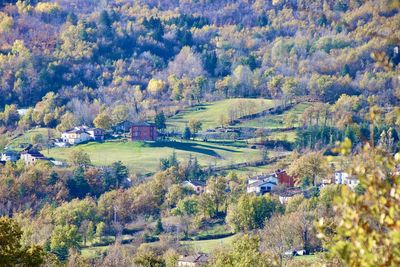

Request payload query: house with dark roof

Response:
[62,126,104,145]
[178,253,209,267]
[131,122,157,141]
[20,147,47,165]
[182,180,206,194]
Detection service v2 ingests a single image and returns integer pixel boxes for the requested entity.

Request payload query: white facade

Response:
[62,130,91,145]
[247,180,277,195]
[334,171,359,189]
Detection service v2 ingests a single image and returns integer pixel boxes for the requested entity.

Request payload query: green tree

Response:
[111,161,129,188]
[155,111,167,132]
[183,127,191,140]
[86,221,95,244]
[0,217,45,266]
[95,222,106,242]
[154,218,164,235]
[69,149,91,166]
[209,234,270,267]
[226,194,282,232]
[173,196,199,216]
[134,244,165,267]
[50,224,80,262]
[188,119,202,139]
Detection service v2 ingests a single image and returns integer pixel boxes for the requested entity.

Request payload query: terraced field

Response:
[168,98,274,131]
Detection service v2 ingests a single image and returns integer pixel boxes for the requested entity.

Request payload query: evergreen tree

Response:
[154,218,164,235]
[183,127,191,140]
[154,111,166,132]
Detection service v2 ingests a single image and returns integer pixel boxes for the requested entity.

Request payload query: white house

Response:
[247,179,277,195]
[247,173,279,195]
[334,171,359,189]
[62,126,104,145]
[20,149,47,165]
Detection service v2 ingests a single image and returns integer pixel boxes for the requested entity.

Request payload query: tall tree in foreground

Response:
[0,217,45,266]
[318,138,400,266]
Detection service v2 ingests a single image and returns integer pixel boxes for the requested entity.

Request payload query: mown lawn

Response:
[237,102,312,129]
[168,98,274,131]
[180,235,236,254]
[42,140,262,174]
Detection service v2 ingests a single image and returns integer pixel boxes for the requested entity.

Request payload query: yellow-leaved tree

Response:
[318,137,400,266]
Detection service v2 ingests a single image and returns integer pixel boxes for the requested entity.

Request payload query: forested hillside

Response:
[0,0,398,129]
[0,0,399,266]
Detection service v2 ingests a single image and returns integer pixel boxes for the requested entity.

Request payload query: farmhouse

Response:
[20,147,47,165]
[178,253,209,267]
[247,179,277,195]
[182,180,206,194]
[131,122,157,141]
[62,126,104,145]
[247,170,294,195]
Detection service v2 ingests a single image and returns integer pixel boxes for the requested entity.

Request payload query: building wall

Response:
[131,126,157,141]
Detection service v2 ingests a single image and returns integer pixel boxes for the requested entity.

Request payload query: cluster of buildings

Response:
[0,145,50,166]
[60,121,157,146]
[246,169,295,195]
[0,121,159,166]
[246,169,359,203]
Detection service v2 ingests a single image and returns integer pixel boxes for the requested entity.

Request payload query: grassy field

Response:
[181,235,236,253]
[169,98,274,131]
[237,102,312,129]
[81,245,109,259]
[6,127,58,151]
[42,140,263,174]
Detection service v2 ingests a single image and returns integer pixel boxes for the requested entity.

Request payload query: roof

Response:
[275,187,303,197]
[114,120,133,126]
[21,149,46,158]
[63,126,104,134]
[178,254,209,263]
[132,122,155,127]
[248,179,277,187]
[183,180,206,187]
[1,150,19,156]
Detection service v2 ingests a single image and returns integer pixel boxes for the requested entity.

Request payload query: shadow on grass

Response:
[147,141,235,158]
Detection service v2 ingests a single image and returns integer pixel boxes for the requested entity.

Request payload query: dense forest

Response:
[0,0,399,266]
